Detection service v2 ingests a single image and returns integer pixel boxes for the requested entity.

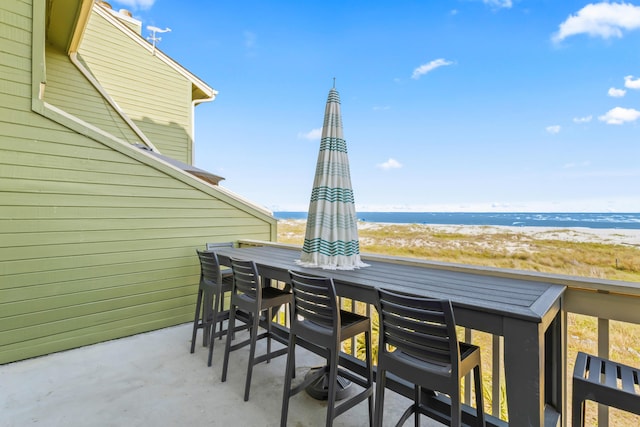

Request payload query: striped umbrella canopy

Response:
[297,86,368,270]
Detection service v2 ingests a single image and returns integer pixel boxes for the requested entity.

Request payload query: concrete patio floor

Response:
[1,323,443,426]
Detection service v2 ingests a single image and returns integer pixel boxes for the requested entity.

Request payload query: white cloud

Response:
[297,128,322,140]
[552,2,640,43]
[112,0,155,10]
[373,105,391,111]
[546,125,561,134]
[608,87,626,97]
[598,106,640,124]
[624,75,640,89]
[483,0,512,9]
[573,115,593,123]
[411,58,453,80]
[563,161,591,169]
[377,158,403,170]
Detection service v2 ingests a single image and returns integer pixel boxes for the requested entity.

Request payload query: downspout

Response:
[190,95,217,164]
[69,51,160,152]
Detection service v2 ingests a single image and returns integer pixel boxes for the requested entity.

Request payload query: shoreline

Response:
[278,219,640,247]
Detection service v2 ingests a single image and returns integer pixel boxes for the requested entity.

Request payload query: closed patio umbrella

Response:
[297,84,368,270]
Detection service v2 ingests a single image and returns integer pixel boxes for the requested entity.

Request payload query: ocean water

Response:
[274,212,640,230]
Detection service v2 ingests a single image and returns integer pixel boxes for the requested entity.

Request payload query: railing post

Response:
[492,335,503,418]
[598,318,610,427]
[465,328,472,404]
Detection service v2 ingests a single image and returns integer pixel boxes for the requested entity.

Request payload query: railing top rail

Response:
[237,239,640,297]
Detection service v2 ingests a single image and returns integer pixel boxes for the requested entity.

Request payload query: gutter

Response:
[190,97,215,163]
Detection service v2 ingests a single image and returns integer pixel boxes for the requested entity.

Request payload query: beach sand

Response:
[279,219,640,247]
[356,222,640,247]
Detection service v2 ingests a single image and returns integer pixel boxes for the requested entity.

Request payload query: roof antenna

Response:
[147,25,171,55]
[333,77,336,88]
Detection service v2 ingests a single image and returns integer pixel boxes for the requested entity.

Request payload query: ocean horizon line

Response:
[273,211,640,230]
[275,210,640,214]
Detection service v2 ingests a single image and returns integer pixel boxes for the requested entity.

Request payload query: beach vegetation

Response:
[277,220,640,282]
[278,220,640,425]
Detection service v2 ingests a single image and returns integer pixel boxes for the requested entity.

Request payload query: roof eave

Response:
[94,3,217,102]
[46,0,93,53]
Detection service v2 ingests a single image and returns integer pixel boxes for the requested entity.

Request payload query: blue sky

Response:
[109,0,639,212]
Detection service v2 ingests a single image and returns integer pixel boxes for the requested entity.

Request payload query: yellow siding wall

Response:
[0,0,275,364]
[44,47,144,145]
[78,7,193,162]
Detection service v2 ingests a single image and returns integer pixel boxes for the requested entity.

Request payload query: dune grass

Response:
[277,220,640,426]
[278,220,640,282]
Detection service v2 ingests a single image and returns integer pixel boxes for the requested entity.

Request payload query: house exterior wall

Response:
[78,6,194,163]
[0,0,276,364]
[44,47,145,145]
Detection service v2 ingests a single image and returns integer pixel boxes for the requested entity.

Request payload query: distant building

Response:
[0,0,275,364]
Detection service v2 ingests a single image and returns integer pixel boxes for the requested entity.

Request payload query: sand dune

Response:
[279,218,640,247]
[356,222,640,247]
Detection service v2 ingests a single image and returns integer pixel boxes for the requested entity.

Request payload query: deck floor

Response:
[1,323,443,426]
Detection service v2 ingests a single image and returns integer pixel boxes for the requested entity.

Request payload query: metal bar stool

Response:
[280,271,374,427]
[374,289,485,427]
[221,258,293,402]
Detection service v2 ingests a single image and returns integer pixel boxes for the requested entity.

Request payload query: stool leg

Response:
[217,289,226,340]
[280,333,297,427]
[572,396,585,427]
[365,330,374,427]
[374,368,386,427]
[326,350,339,427]
[243,308,261,401]
[202,292,213,348]
[190,288,203,354]
[266,307,272,363]
[207,285,221,367]
[221,304,237,383]
[450,387,461,427]
[473,365,485,427]
[415,385,421,427]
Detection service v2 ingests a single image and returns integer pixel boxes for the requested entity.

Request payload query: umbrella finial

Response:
[333,77,336,88]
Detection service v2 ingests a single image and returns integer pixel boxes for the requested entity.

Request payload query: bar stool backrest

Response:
[205,242,234,251]
[289,271,340,345]
[197,250,224,286]
[375,288,484,427]
[230,258,261,302]
[377,289,460,380]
